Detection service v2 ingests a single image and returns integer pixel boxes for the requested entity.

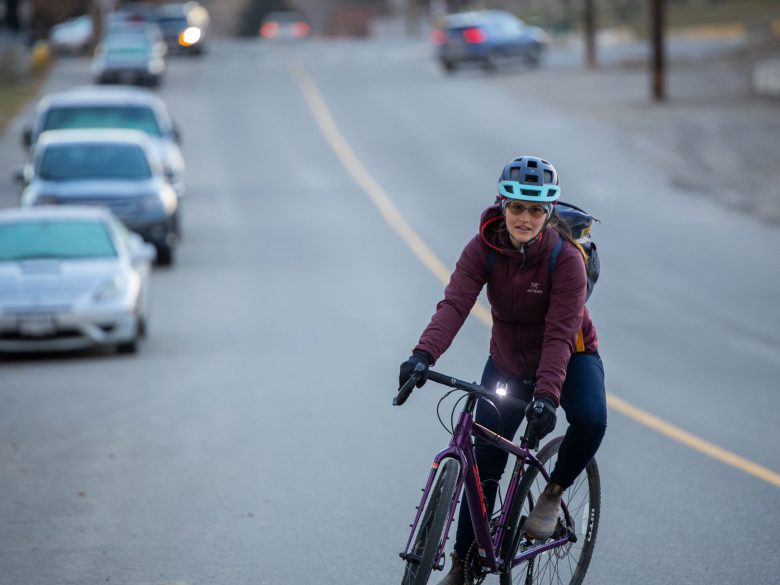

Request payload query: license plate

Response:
[18,315,56,337]
[447,40,468,58]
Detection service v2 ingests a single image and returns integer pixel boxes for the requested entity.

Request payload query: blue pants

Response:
[453,352,607,556]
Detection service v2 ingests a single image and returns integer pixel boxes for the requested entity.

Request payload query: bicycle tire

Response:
[401,458,461,585]
[499,436,600,585]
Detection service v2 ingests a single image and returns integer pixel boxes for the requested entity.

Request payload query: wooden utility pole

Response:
[650,0,666,101]
[583,0,596,68]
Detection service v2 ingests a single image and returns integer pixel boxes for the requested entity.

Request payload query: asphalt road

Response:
[1,35,779,585]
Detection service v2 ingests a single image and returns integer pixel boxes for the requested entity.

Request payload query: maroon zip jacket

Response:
[413,205,598,406]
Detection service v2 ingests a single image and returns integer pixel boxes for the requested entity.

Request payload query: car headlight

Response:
[160,187,178,213]
[179,27,202,46]
[147,59,164,74]
[94,274,127,303]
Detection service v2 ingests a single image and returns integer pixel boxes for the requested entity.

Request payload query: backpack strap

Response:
[486,248,497,279]
[548,236,564,281]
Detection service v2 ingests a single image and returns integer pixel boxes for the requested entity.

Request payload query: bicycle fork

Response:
[400,450,464,571]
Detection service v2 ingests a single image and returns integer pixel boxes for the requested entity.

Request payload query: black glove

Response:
[399,351,432,389]
[525,396,557,441]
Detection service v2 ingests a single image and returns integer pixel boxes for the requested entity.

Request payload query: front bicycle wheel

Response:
[499,436,600,585]
[401,458,461,585]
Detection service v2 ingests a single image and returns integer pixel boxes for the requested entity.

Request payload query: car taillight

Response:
[260,22,278,38]
[463,27,486,44]
[430,29,447,45]
[292,22,310,38]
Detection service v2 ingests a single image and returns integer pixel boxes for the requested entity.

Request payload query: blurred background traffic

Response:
[0,1,779,584]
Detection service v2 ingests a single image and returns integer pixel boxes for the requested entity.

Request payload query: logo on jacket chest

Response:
[527,281,543,294]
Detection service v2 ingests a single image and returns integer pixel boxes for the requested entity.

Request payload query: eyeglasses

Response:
[504,202,548,218]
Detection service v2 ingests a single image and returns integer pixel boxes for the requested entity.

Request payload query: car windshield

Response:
[106,43,149,56]
[0,219,117,261]
[38,142,152,181]
[156,17,188,33]
[43,105,163,136]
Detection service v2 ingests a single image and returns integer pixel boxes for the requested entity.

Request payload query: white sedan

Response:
[0,206,155,354]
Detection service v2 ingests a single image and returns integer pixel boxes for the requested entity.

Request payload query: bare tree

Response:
[3,0,22,31]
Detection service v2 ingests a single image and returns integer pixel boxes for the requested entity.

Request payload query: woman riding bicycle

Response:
[399,156,607,585]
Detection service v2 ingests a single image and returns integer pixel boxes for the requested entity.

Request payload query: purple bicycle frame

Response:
[400,407,575,574]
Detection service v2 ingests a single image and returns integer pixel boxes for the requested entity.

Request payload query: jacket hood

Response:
[479,204,557,262]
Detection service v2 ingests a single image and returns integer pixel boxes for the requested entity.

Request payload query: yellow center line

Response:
[284,53,780,489]
[284,53,492,328]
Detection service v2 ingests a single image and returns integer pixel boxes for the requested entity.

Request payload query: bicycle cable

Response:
[435,385,507,444]
[436,388,461,435]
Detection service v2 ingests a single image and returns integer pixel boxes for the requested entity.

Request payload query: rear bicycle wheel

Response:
[401,458,461,585]
[499,436,600,585]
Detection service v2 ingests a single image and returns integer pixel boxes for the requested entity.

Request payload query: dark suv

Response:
[19,129,180,266]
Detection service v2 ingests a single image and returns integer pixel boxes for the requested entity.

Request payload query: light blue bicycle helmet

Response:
[497,156,561,204]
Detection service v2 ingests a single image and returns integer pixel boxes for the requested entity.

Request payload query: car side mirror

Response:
[128,233,157,264]
[12,167,25,186]
[22,126,32,149]
[12,166,31,191]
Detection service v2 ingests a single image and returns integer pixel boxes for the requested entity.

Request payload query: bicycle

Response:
[394,364,601,585]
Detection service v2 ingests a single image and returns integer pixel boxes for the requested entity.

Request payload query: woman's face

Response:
[503,200,548,247]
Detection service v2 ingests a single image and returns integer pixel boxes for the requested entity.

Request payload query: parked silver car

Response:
[0,206,155,354]
[49,14,93,55]
[19,129,180,266]
[21,86,186,198]
[92,31,166,87]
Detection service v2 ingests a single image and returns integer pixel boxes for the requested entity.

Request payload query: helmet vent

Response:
[527,160,538,168]
[524,174,539,183]
[544,170,554,183]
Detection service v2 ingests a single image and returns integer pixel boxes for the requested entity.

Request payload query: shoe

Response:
[435,552,469,585]
[525,483,563,540]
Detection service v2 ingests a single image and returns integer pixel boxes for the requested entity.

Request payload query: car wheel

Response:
[173,211,183,241]
[155,244,174,267]
[525,45,542,67]
[117,338,138,354]
[482,50,499,72]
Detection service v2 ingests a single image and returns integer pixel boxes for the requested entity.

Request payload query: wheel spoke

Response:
[499,437,600,585]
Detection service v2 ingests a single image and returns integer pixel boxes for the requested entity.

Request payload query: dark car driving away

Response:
[260,11,310,41]
[431,10,548,73]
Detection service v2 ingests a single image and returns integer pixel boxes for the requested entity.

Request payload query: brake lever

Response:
[393,363,426,406]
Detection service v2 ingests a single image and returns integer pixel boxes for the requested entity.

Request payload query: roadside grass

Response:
[0,75,45,139]
[662,0,780,30]
[520,0,780,36]
[623,0,780,38]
